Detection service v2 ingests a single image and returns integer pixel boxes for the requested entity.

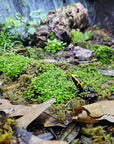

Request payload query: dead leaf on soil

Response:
[17,98,55,129]
[72,100,114,124]
[0,99,37,117]
[35,111,66,128]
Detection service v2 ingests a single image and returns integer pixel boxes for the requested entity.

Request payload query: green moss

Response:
[91,45,114,64]
[56,62,114,99]
[45,38,66,53]
[71,30,92,47]
[26,47,46,59]
[0,119,16,144]
[82,125,114,144]
[26,66,75,104]
[71,64,114,98]
[0,53,32,79]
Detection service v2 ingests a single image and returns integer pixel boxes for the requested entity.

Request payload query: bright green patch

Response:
[45,38,66,53]
[0,31,22,52]
[0,53,32,79]
[71,64,114,98]
[91,45,114,64]
[27,67,75,104]
[71,30,92,46]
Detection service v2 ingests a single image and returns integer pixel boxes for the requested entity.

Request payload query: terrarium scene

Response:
[0,0,114,143]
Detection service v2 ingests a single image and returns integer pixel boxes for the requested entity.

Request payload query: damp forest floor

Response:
[0,28,114,144]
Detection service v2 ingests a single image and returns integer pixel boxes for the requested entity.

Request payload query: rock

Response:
[44,59,58,63]
[73,46,94,61]
[35,3,88,47]
[35,25,50,47]
[66,43,75,51]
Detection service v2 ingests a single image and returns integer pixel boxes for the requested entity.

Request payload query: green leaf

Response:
[28,27,36,35]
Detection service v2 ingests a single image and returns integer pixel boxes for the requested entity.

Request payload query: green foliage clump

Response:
[0,53,31,79]
[26,47,46,59]
[0,32,14,51]
[49,32,56,40]
[93,23,101,30]
[2,15,36,44]
[45,38,66,53]
[27,67,75,104]
[92,45,114,64]
[71,30,92,46]
[82,126,114,144]
[0,31,22,52]
[30,9,46,25]
[71,64,114,98]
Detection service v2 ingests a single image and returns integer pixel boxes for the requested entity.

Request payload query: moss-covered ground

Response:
[0,29,114,143]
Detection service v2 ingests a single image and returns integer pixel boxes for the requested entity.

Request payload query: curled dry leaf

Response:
[72,100,114,124]
[17,98,55,129]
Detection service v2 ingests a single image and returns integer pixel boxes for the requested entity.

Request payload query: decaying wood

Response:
[35,3,88,47]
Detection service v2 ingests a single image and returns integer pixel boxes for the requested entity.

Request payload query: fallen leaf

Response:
[0,99,37,117]
[17,98,55,128]
[72,100,114,124]
[39,111,65,127]
[99,69,114,76]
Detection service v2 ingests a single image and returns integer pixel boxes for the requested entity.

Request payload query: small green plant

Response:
[49,32,56,40]
[26,67,75,104]
[71,30,92,46]
[30,9,46,25]
[93,23,101,30]
[92,45,114,64]
[0,31,22,52]
[45,38,66,53]
[103,36,111,41]
[0,53,31,79]
[2,15,36,44]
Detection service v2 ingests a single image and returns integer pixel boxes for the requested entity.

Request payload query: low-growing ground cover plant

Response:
[91,45,114,64]
[71,29,92,46]
[26,67,75,103]
[0,53,32,79]
[45,38,66,53]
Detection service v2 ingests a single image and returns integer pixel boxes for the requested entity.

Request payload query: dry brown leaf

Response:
[0,99,37,117]
[17,98,55,128]
[72,100,114,124]
[28,110,65,128]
